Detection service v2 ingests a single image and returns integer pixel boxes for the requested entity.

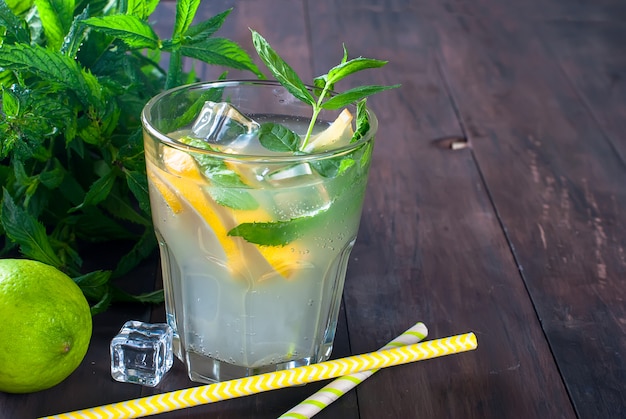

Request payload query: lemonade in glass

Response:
[142,80,377,383]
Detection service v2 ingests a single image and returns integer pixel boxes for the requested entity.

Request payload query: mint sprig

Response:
[250,29,399,151]
[0,0,263,314]
[224,30,398,249]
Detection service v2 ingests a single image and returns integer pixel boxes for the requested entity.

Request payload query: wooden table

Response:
[2,0,625,417]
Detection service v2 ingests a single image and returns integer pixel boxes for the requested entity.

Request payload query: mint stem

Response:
[300,83,331,151]
[165,48,182,90]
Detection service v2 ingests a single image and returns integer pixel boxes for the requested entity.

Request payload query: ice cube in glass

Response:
[110,320,173,387]
[191,100,260,145]
[265,163,332,218]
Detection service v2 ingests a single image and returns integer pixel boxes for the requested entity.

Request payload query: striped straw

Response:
[42,332,477,419]
[279,322,428,418]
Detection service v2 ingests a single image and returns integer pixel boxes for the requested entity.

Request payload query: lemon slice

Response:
[255,244,313,280]
[149,147,307,280]
[227,199,313,280]
[303,108,354,153]
[148,150,246,274]
[147,170,184,214]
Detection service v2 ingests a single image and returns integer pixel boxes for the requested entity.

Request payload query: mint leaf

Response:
[83,15,160,50]
[0,43,103,107]
[99,192,151,228]
[112,228,156,278]
[73,269,111,301]
[173,0,200,40]
[360,141,373,168]
[3,0,31,16]
[178,136,259,210]
[179,137,259,210]
[194,156,246,188]
[352,98,370,142]
[185,8,231,40]
[69,168,117,212]
[125,0,159,19]
[1,87,19,117]
[161,88,225,133]
[72,208,138,242]
[35,0,74,50]
[111,287,164,304]
[60,6,90,57]
[321,84,399,110]
[179,38,263,78]
[124,169,151,214]
[39,159,65,189]
[251,29,315,106]
[311,157,355,178]
[1,188,63,268]
[258,122,300,152]
[88,290,112,316]
[166,5,262,89]
[0,0,30,43]
[228,215,321,246]
[208,187,259,211]
[325,57,388,85]
[314,57,388,92]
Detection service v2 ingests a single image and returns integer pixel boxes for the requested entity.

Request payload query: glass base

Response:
[183,349,320,384]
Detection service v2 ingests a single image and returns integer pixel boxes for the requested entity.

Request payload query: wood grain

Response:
[306,1,575,418]
[420,1,626,417]
[2,0,625,417]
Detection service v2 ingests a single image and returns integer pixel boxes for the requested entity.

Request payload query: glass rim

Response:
[141,79,378,163]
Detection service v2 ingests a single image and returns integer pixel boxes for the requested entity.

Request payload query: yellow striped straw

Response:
[42,332,477,419]
[280,322,429,418]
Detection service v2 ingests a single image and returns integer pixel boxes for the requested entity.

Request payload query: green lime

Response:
[0,259,92,393]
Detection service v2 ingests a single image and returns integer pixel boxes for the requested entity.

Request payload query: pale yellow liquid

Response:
[145,117,371,381]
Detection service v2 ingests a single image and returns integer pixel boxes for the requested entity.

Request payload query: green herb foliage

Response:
[224,30,398,247]
[177,136,258,211]
[228,216,317,247]
[250,30,399,151]
[0,0,262,314]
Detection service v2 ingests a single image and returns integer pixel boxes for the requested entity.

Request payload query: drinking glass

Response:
[141,80,377,383]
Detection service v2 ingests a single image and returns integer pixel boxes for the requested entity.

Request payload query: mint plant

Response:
[225,31,399,247]
[0,0,262,314]
[251,30,399,151]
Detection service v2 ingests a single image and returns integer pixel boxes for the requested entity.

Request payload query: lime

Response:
[0,259,92,393]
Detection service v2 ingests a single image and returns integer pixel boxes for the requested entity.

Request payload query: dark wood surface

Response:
[2,0,625,417]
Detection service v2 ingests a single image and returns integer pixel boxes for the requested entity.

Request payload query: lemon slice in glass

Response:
[303,108,354,152]
[148,147,308,280]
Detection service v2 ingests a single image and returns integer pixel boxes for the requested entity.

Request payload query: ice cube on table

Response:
[191,101,260,145]
[110,320,173,387]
